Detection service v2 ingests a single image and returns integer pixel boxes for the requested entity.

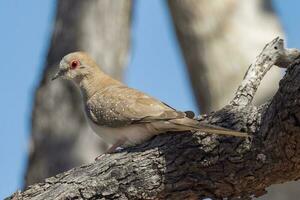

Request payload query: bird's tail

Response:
[167,117,249,138]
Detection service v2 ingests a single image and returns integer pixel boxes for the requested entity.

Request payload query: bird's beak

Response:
[51,70,63,81]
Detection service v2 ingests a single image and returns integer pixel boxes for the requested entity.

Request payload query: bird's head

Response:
[52,52,99,82]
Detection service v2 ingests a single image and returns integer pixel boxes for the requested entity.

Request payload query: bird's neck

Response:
[77,71,121,101]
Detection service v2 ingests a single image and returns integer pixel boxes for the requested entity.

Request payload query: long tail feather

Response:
[197,124,248,137]
[169,118,249,138]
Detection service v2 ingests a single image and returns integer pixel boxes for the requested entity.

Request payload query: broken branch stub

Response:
[231,37,300,107]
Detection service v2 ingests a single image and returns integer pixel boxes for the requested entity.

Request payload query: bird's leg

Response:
[106,139,126,153]
[95,139,126,160]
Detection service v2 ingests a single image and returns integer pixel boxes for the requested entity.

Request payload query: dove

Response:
[52,52,248,153]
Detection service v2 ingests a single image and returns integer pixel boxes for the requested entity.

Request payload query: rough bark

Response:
[25,0,131,186]
[11,38,300,199]
[168,0,284,113]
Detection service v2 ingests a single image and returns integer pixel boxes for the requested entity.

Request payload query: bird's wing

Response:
[114,86,186,123]
[86,85,248,137]
[86,85,186,127]
[114,87,248,137]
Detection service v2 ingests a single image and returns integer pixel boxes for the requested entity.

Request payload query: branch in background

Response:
[9,38,300,199]
[168,0,284,113]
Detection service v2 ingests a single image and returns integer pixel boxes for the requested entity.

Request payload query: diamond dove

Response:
[52,52,248,153]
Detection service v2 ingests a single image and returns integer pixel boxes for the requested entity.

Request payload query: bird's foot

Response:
[94,146,124,161]
[95,154,105,161]
[94,140,126,161]
[94,149,115,161]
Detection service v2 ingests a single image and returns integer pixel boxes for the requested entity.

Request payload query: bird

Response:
[52,52,248,153]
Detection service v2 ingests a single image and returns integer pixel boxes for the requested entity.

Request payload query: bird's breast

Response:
[85,116,156,147]
[86,116,120,144]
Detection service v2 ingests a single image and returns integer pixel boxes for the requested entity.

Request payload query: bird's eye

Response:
[70,60,79,69]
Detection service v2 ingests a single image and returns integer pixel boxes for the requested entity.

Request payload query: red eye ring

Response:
[70,60,79,69]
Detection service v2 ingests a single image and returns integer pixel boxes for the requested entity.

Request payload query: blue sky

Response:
[0,0,298,198]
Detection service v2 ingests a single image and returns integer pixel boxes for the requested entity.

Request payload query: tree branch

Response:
[8,38,300,199]
[230,37,300,106]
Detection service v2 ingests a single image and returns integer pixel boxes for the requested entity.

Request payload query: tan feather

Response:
[54,52,249,152]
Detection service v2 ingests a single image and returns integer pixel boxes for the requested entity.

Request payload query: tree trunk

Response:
[25,0,131,186]
[11,38,300,200]
[168,0,283,113]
